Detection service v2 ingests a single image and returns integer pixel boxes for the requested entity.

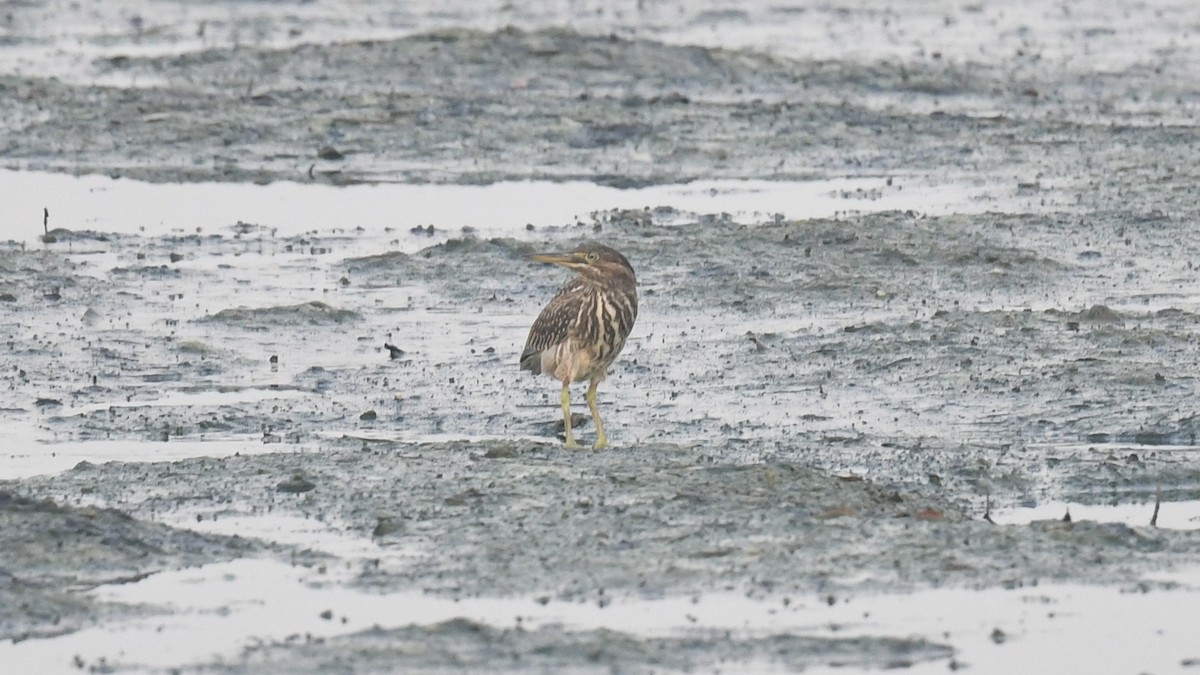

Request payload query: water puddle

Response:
[1,169,990,249]
[316,430,550,446]
[176,512,422,567]
[5,490,1199,673]
[69,387,314,415]
[0,436,284,481]
[805,571,1200,675]
[991,500,1200,531]
[1,387,320,480]
[1,554,1196,674]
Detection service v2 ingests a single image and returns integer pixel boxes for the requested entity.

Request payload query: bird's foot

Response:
[592,440,608,450]
[564,436,581,449]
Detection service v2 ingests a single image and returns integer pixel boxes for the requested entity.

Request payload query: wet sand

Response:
[3,1,1200,672]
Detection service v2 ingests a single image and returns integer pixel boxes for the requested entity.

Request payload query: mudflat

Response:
[3,1,1200,672]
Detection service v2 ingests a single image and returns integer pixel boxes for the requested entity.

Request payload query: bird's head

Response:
[530,243,636,284]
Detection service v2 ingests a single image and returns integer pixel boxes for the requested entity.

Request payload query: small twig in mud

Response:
[1150,487,1161,527]
[983,493,995,524]
[41,208,57,243]
[873,356,914,372]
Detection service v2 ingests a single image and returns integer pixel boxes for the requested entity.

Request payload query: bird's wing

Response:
[522,279,584,359]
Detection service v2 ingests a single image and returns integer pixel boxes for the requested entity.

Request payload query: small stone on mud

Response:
[692,547,735,559]
[34,397,63,408]
[483,445,518,459]
[360,410,377,421]
[915,508,945,520]
[552,413,590,433]
[276,474,316,493]
[1133,431,1172,445]
[384,343,405,359]
[208,301,360,325]
[317,145,344,160]
[1080,304,1121,322]
[373,517,403,538]
[319,609,333,620]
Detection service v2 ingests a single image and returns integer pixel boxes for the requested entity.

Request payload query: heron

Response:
[520,243,638,449]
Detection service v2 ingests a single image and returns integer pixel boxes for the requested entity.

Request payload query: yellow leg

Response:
[587,379,607,449]
[561,383,579,448]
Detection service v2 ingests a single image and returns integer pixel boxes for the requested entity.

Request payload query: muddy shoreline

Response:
[5,25,1199,194]
[4,3,1200,672]
[5,212,1200,670]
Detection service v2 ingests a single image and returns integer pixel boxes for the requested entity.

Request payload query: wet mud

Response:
[4,1,1200,671]
[6,209,1200,669]
[0,491,261,643]
[201,617,954,674]
[4,21,1199,194]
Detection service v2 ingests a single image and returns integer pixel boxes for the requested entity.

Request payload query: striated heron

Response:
[520,243,638,449]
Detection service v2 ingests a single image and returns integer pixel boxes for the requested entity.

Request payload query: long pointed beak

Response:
[530,252,579,266]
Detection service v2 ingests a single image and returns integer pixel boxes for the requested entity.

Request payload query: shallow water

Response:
[993,499,1200,531]
[0,169,990,247]
[4,553,1198,674]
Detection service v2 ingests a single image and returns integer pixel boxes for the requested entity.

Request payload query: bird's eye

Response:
[585,252,599,262]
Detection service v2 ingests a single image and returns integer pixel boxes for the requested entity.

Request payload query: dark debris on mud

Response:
[191,617,953,674]
[205,301,362,326]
